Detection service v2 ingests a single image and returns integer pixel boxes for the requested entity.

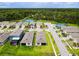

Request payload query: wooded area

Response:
[0,8,79,24]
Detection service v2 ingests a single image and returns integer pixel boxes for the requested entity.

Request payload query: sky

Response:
[0,2,79,8]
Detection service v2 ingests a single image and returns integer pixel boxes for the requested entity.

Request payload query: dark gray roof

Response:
[63,26,79,33]
[36,32,46,43]
[0,32,11,42]
[10,29,23,36]
[74,39,79,43]
[9,22,16,26]
[0,33,3,36]
[70,33,79,43]
[70,33,79,38]
[15,22,23,26]
[0,22,16,28]
[20,32,34,43]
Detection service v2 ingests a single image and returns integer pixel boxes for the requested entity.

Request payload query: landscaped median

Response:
[45,31,60,56]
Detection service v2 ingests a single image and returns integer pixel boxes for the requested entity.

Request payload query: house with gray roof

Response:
[35,32,47,46]
[8,22,16,29]
[62,26,79,33]
[69,33,79,47]
[61,26,79,40]
[0,21,9,28]
[0,32,11,45]
[15,22,23,29]
[9,29,24,45]
[20,32,34,46]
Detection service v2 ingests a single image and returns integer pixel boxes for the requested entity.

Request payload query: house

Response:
[36,22,42,28]
[62,26,79,34]
[8,22,16,29]
[35,32,47,46]
[20,32,34,46]
[61,26,79,40]
[21,22,28,29]
[9,29,24,45]
[0,23,6,29]
[0,32,11,45]
[30,23,36,29]
[69,33,79,47]
[15,22,23,29]
[0,21,9,28]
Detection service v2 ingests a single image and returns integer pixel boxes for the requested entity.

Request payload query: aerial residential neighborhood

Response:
[0,2,79,56]
[0,19,79,56]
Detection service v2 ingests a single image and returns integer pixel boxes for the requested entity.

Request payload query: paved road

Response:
[47,23,69,56]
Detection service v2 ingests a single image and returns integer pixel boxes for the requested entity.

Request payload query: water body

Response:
[25,19,34,23]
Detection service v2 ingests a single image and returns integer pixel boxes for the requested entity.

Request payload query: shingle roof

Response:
[0,22,16,28]
[0,32,11,42]
[69,33,79,43]
[70,33,79,38]
[20,32,34,43]
[36,32,46,43]
[63,26,79,33]
[10,29,23,36]
[74,38,79,43]
[15,22,23,26]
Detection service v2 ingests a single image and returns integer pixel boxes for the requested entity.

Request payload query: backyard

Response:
[0,31,54,56]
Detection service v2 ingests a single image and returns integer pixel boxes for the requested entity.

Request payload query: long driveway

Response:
[47,23,69,56]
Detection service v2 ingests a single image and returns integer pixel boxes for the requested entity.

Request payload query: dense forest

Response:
[0,8,79,24]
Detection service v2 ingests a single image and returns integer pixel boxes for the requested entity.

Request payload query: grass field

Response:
[48,32,60,55]
[37,20,47,23]
[68,24,79,28]
[0,31,54,56]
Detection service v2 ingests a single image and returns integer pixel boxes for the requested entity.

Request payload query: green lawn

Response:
[47,32,60,56]
[0,31,54,56]
[68,24,79,28]
[73,49,79,55]
[37,20,47,23]
[37,20,58,24]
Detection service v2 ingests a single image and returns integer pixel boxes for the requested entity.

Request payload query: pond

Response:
[25,19,34,23]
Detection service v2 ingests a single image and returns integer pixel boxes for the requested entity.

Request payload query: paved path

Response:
[46,32,57,56]
[47,23,69,56]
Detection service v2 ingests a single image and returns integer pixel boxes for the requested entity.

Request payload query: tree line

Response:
[0,8,79,24]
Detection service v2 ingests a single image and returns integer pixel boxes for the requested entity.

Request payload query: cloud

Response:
[0,6,7,8]
[0,2,78,8]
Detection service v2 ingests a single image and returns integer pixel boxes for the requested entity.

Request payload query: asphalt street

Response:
[47,23,69,56]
